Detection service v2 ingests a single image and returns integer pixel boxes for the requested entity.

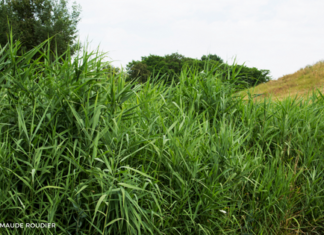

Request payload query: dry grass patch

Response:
[239,60,324,102]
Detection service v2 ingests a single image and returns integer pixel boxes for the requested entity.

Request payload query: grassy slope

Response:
[240,60,324,101]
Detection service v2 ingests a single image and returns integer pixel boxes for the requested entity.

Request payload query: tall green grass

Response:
[0,37,323,235]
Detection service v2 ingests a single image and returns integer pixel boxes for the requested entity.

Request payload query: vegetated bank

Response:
[0,39,323,235]
[240,60,324,102]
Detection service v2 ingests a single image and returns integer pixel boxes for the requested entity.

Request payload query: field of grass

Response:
[239,60,324,102]
[0,39,324,235]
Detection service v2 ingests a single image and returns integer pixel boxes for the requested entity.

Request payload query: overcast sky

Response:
[74,0,324,80]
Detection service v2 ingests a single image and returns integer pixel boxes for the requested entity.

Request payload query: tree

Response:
[0,0,81,60]
[164,52,186,74]
[234,66,271,86]
[201,54,223,63]
[127,53,197,83]
[126,52,271,88]
[126,61,151,83]
[141,54,168,76]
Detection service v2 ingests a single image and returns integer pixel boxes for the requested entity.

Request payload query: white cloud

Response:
[74,0,324,79]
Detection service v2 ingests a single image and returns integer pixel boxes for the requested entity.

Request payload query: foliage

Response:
[126,60,151,83]
[233,65,271,87]
[126,52,210,84]
[0,0,81,60]
[201,53,224,63]
[0,38,324,234]
[126,52,270,88]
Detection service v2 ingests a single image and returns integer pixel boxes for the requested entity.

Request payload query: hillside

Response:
[240,60,324,101]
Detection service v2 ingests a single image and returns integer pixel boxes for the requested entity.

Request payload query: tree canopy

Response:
[201,54,223,63]
[0,0,81,59]
[126,52,271,88]
[126,61,151,83]
[126,53,223,83]
[126,52,208,84]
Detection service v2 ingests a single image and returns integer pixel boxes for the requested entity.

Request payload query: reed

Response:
[0,37,323,234]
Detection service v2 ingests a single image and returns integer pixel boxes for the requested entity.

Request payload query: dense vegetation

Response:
[0,0,81,59]
[0,38,323,235]
[126,53,271,88]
